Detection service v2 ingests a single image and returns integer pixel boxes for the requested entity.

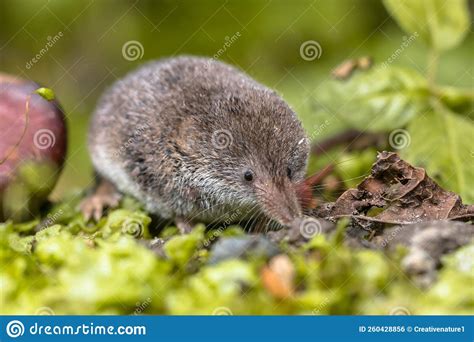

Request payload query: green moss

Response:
[0,206,472,315]
[164,225,205,267]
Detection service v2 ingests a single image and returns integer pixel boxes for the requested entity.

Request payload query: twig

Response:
[0,94,31,165]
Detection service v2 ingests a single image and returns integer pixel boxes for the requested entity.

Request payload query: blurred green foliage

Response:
[1,0,472,199]
[311,0,474,201]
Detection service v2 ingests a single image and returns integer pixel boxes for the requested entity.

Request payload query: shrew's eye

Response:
[287,167,293,180]
[244,170,254,182]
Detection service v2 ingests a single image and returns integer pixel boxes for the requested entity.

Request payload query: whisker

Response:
[242,205,263,232]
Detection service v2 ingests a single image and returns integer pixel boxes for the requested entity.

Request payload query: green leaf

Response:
[383,0,470,51]
[436,85,474,119]
[402,106,474,203]
[35,87,55,101]
[314,66,430,131]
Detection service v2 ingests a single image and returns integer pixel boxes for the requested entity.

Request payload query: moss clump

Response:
[1,200,473,315]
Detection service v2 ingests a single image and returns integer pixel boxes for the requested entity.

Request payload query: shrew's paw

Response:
[79,180,122,221]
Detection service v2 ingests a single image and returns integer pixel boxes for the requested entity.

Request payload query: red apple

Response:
[0,73,67,221]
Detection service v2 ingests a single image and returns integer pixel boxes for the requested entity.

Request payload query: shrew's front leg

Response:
[79,177,122,221]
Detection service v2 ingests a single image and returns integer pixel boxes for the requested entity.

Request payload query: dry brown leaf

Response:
[322,152,473,224]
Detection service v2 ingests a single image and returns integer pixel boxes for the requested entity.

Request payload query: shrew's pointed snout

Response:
[257,179,304,228]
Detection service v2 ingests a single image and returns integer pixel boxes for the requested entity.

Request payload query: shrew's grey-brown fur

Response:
[88,56,309,230]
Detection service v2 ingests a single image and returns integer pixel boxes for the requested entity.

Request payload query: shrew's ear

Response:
[288,137,310,181]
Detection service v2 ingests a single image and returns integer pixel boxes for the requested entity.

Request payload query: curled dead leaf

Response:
[315,152,473,225]
[331,56,373,80]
